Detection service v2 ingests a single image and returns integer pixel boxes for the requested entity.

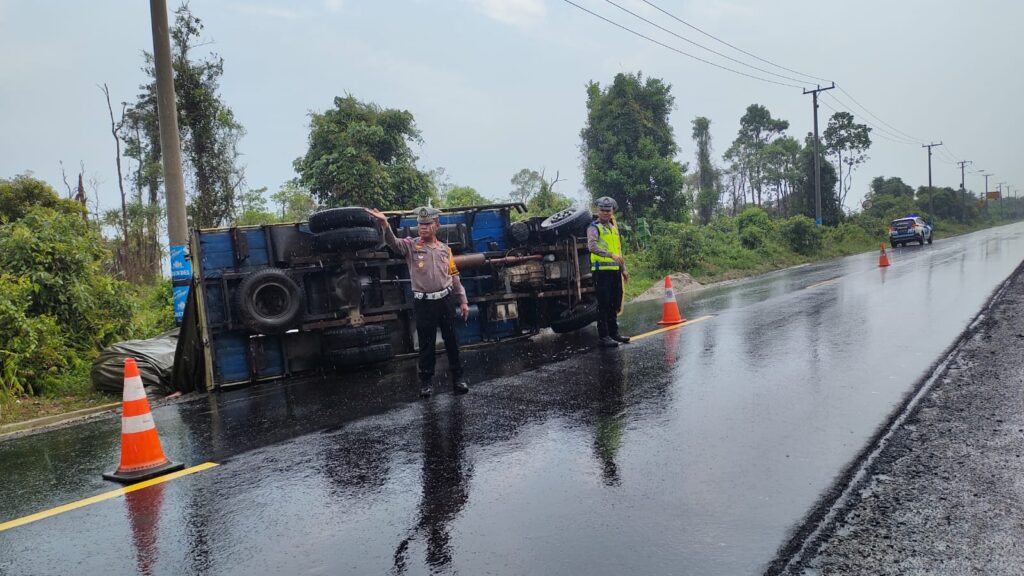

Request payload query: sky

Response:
[1,0,1020,218]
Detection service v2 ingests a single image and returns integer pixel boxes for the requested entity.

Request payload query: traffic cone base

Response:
[104,358,183,484]
[879,243,890,267]
[657,275,686,325]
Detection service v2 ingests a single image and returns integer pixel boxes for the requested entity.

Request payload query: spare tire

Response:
[309,207,375,232]
[326,343,394,367]
[235,268,304,334]
[322,324,389,351]
[540,205,592,242]
[549,300,599,334]
[313,227,381,252]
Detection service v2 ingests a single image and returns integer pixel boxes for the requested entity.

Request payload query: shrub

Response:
[736,206,775,249]
[648,221,705,272]
[781,215,823,255]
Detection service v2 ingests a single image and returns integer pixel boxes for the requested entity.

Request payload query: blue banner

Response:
[173,284,190,323]
[170,244,192,281]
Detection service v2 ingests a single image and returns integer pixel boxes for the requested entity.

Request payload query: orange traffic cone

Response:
[879,243,890,267]
[103,358,183,484]
[656,276,686,325]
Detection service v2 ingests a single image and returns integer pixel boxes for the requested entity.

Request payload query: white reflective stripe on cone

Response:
[122,413,156,434]
[122,376,146,401]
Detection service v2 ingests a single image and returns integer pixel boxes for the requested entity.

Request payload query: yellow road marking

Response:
[0,461,218,533]
[630,314,713,341]
[805,277,841,290]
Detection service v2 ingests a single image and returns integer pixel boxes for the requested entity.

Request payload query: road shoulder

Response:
[778,260,1024,574]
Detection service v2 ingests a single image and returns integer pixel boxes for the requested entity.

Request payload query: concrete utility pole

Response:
[922,142,943,219]
[149,0,188,250]
[803,82,835,225]
[998,182,1007,220]
[957,160,972,224]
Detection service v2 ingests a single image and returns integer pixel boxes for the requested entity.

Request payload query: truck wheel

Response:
[927,235,933,245]
[309,207,375,232]
[235,268,304,334]
[326,343,393,367]
[508,221,531,246]
[313,227,381,252]
[539,205,592,242]
[322,325,389,350]
[550,300,599,334]
[890,240,896,249]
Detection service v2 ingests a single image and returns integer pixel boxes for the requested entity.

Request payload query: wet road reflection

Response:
[2,223,1023,575]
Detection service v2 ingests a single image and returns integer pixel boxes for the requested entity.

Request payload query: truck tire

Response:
[235,268,304,334]
[309,207,375,232]
[550,300,599,334]
[313,227,381,252]
[539,205,592,242]
[508,221,531,246]
[322,324,389,350]
[326,343,393,367]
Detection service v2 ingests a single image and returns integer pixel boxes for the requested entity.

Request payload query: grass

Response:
[0,389,117,427]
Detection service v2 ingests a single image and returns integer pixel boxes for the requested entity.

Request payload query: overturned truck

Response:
[175,203,601,391]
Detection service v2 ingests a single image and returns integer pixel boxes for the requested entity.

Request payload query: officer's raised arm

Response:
[367,208,408,256]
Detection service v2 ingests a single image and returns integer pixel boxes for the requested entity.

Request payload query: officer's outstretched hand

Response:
[366,208,389,225]
[460,302,469,321]
[622,269,630,283]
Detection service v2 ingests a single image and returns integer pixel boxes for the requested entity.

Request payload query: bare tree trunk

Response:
[75,173,88,221]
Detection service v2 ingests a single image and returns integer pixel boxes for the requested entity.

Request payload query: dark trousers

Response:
[594,269,623,338]
[415,295,462,384]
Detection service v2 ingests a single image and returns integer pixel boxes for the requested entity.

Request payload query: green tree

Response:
[0,175,84,224]
[691,117,720,225]
[724,104,790,208]
[442,186,489,207]
[759,136,802,217]
[294,95,432,210]
[823,112,872,210]
[869,176,915,199]
[527,176,572,216]
[792,134,841,225]
[271,181,318,222]
[510,168,543,205]
[581,72,687,221]
[233,186,278,226]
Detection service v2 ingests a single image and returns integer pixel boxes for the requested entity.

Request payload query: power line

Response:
[602,0,815,87]
[640,0,832,84]
[557,0,806,89]
[835,85,924,143]
[819,95,920,146]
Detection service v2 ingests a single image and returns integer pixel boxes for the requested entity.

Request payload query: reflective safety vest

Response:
[589,220,622,271]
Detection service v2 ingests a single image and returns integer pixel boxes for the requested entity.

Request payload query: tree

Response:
[793,134,841,225]
[527,177,572,216]
[759,136,802,217]
[691,117,720,224]
[0,174,84,224]
[823,112,872,211]
[442,186,489,208]
[581,72,687,221]
[294,95,432,210]
[233,187,278,226]
[869,176,915,198]
[724,104,790,208]
[271,181,318,222]
[510,168,543,204]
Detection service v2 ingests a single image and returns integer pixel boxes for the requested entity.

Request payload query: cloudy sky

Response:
[1,0,1019,215]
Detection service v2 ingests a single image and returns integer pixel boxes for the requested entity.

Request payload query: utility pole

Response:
[803,82,835,225]
[957,160,972,224]
[149,0,190,320]
[998,182,1007,221]
[922,142,943,219]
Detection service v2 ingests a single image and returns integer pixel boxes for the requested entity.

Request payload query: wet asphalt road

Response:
[2,223,1024,575]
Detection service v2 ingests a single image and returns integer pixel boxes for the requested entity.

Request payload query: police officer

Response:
[368,207,470,397]
[587,197,630,348]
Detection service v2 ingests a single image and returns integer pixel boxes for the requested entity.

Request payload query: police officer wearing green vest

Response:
[587,196,630,348]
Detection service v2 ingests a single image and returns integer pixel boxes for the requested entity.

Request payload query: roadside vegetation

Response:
[2,4,1021,425]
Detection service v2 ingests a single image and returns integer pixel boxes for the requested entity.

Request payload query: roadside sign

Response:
[986,191,1001,200]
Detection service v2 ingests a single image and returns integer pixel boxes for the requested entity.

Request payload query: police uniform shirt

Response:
[383,225,468,304]
[587,221,628,274]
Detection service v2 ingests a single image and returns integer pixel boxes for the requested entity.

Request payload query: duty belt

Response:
[413,287,452,300]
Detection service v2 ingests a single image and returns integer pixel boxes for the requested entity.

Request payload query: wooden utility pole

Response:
[149,0,187,252]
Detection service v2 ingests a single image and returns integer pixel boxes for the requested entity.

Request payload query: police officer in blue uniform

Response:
[369,207,470,397]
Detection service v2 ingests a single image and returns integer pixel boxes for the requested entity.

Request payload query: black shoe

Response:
[610,334,631,344]
[599,336,619,348]
[420,384,432,397]
[452,380,470,395]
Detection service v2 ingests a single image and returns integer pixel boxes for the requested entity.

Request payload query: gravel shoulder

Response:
[775,260,1024,575]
